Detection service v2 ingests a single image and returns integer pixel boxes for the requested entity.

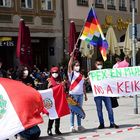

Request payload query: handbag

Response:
[110,97,119,108]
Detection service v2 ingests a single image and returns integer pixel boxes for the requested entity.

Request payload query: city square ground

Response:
[9,93,140,140]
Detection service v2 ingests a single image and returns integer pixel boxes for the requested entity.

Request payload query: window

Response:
[0,0,11,7]
[95,0,104,8]
[95,0,103,4]
[107,0,116,10]
[77,0,88,6]
[130,0,137,12]
[21,0,33,9]
[119,0,126,11]
[107,0,114,6]
[119,0,125,7]
[41,0,53,10]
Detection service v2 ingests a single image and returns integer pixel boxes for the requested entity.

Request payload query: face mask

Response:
[23,70,29,77]
[74,66,80,72]
[52,73,58,78]
[97,65,103,70]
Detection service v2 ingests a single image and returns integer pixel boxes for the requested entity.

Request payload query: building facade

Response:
[63,0,140,62]
[0,0,63,69]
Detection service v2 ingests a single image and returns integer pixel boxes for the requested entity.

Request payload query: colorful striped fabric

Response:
[80,7,108,61]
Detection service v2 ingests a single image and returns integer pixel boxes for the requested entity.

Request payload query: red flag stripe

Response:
[52,84,70,118]
[69,74,83,91]
[0,78,43,129]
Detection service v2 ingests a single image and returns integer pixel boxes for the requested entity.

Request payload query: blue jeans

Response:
[94,97,114,125]
[70,94,83,127]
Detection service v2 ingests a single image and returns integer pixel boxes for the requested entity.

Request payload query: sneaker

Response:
[98,124,105,129]
[70,126,77,133]
[77,126,86,131]
[110,123,119,129]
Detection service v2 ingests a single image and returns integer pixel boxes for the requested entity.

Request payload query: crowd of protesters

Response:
[0,60,92,93]
[0,62,65,90]
[1,55,128,140]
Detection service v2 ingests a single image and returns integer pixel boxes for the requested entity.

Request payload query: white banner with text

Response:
[89,66,140,97]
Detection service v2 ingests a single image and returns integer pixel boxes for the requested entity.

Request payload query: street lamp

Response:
[132,0,138,114]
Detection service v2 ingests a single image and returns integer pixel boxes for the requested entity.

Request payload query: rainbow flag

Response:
[80,7,108,61]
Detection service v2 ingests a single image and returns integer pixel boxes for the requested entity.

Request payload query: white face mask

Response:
[23,70,29,77]
[52,73,58,78]
[97,65,103,70]
[74,66,80,72]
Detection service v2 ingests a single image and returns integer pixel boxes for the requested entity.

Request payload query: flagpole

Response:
[73,5,95,50]
[73,26,84,49]
[131,0,138,114]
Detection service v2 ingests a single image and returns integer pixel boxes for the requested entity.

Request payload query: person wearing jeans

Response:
[94,97,115,128]
[70,94,83,127]
[68,49,87,132]
[94,58,119,129]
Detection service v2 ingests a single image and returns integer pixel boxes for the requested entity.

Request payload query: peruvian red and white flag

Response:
[39,84,70,120]
[0,78,44,140]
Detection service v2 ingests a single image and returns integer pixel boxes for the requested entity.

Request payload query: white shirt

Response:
[68,71,84,95]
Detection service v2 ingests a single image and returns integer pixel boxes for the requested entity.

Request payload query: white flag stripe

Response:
[39,88,58,120]
[0,84,24,139]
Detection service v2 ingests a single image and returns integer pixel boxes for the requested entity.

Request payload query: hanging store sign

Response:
[102,15,131,31]
[0,37,14,47]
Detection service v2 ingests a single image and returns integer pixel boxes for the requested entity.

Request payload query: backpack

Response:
[19,125,41,140]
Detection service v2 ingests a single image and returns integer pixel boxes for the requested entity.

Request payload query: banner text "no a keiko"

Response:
[89,66,140,97]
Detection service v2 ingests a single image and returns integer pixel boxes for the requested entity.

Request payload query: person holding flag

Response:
[68,49,88,132]
[47,66,63,136]
[0,77,44,140]
[16,66,41,140]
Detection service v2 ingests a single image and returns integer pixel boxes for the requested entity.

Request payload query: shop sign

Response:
[102,15,131,31]
[0,41,14,47]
